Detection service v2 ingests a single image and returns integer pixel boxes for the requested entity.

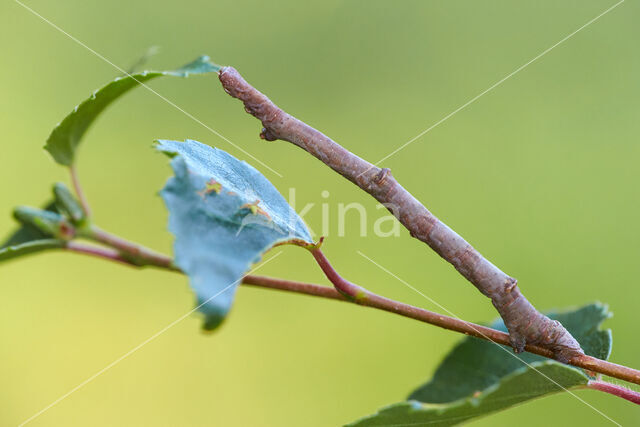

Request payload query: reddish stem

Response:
[70,165,91,217]
[66,242,131,266]
[59,238,640,387]
[87,226,179,270]
[310,248,365,299]
[587,380,640,405]
[303,248,640,387]
[242,275,343,300]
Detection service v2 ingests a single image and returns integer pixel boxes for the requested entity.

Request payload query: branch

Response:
[586,380,640,404]
[218,66,582,363]
[66,241,134,266]
[62,235,640,387]
[85,226,179,271]
[242,275,640,387]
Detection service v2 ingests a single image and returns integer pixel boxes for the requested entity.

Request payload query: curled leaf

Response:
[45,56,220,166]
[157,139,313,330]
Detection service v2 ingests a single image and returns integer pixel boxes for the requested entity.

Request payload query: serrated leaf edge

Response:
[347,361,588,426]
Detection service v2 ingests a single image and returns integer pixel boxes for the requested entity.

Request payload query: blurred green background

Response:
[1,0,638,425]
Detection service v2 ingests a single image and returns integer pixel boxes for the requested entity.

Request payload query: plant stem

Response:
[587,380,640,404]
[308,248,640,386]
[86,226,179,271]
[242,275,640,386]
[310,247,366,299]
[66,241,132,266]
[63,234,640,387]
[69,165,91,217]
[218,66,582,362]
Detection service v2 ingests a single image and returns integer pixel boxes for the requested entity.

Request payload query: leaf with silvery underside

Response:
[0,202,64,263]
[157,139,313,330]
[348,303,611,426]
[45,56,220,166]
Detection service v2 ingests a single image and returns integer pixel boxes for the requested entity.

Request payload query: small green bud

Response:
[13,206,75,240]
[53,183,86,225]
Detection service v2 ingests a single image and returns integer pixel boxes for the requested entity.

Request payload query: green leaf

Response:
[2,202,58,246]
[1,202,64,263]
[53,182,85,225]
[348,303,611,426]
[157,139,313,330]
[1,185,83,263]
[349,363,587,427]
[409,303,611,403]
[45,56,220,166]
[13,206,73,240]
[0,239,65,262]
[124,46,160,75]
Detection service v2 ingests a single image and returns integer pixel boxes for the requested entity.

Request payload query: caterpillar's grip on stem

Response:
[218,66,583,363]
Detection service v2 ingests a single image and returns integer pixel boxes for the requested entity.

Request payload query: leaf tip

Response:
[201,314,226,332]
[154,139,178,158]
